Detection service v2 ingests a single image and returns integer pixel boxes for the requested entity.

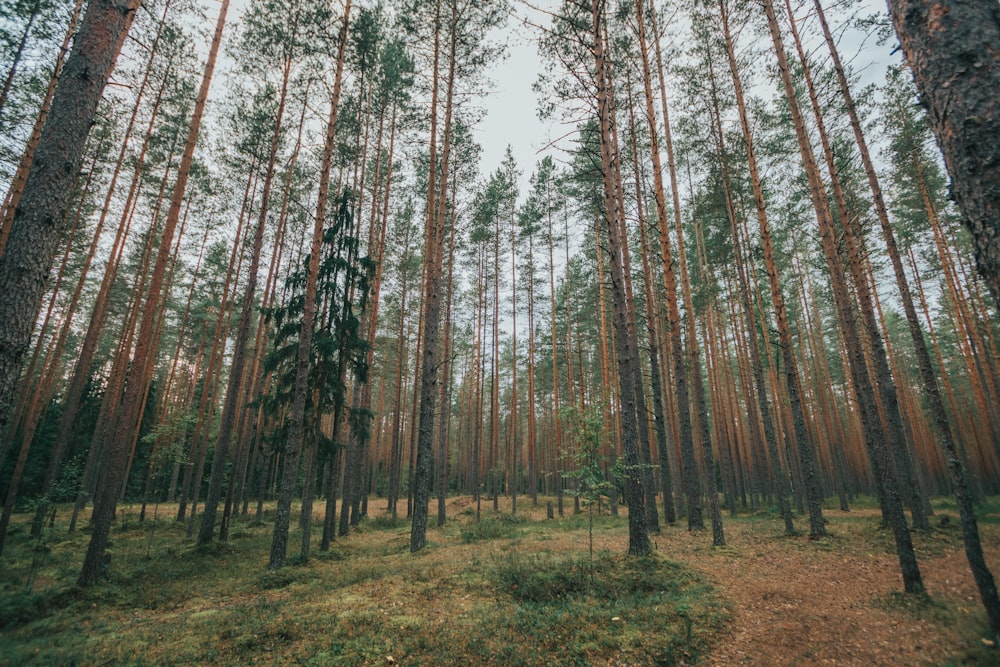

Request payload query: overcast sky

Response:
[475,18,553,195]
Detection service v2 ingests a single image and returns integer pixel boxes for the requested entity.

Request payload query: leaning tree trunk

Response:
[784,0,928,532]
[0,0,41,123]
[886,0,1000,309]
[0,0,140,456]
[78,0,229,586]
[198,41,295,547]
[759,0,922,593]
[0,0,85,255]
[873,0,1000,636]
[704,32,795,535]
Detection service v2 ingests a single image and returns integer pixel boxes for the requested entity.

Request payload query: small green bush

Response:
[367,513,404,530]
[459,515,525,542]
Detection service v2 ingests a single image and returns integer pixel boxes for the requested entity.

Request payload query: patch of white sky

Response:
[476,10,553,199]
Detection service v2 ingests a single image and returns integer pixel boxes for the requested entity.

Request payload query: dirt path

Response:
[655,510,999,666]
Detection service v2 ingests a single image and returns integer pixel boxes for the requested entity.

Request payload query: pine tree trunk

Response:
[0,0,85,255]
[625,82,675,526]
[546,174,563,514]
[590,0,650,556]
[0,170,93,551]
[199,40,295,546]
[524,189,538,507]
[705,35,794,534]
[0,0,140,454]
[645,2,702,531]
[436,179,457,526]
[411,0,452,552]
[387,231,413,518]
[178,167,256,524]
[78,0,229,586]
[715,0,827,536]
[0,0,42,121]
[784,0,927,532]
[2,147,92,474]
[72,97,189,530]
[348,103,397,532]
[826,0,1000,631]
[268,0,351,570]
[759,0,922,591]
[885,0,1000,307]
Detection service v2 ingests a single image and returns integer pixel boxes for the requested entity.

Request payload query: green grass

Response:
[459,512,526,542]
[0,501,724,666]
[487,551,722,665]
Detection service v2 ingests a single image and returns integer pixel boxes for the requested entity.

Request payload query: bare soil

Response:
[653,509,1000,666]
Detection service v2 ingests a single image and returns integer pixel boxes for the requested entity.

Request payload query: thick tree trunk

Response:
[0,0,85,255]
[0,147,93,540]
[0,0,140,455]
[886,0,1000,308]
[845,0,1000,632]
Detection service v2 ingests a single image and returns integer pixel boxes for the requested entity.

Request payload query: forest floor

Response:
[662,504,1000,666]
[1,495,999,665]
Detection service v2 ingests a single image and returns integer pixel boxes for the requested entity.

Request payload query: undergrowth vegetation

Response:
[0,498,724,666]
[2,496,999,665]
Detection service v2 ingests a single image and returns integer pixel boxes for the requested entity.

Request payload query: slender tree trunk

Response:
[704,33,794,534]
[759,0,921,592]
[646,1,702,530]
[387,233,413,518]
[436,177,457,526]
[784,0,927,531]
[546,173,563,514]
[715,0,827,536]
[625,80,675,526]
[411,0,449,552]
[268,0,351,570]
[590,0,650,555]
[198,39,296,546]
[78,0,229,586]
[509,171,519,515]
[810,0,1000,630]
[0,0,41,121]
